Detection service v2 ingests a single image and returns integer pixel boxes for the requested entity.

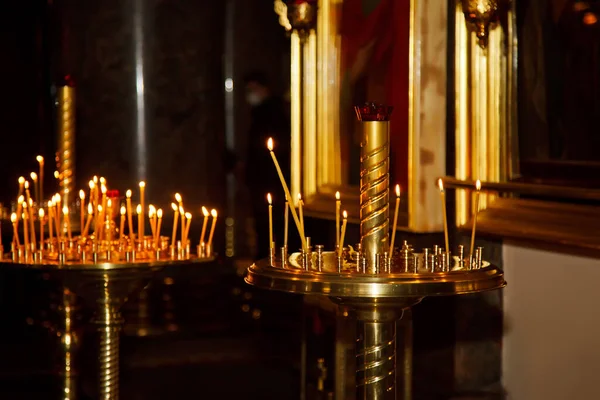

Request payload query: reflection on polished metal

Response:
[274,0,317,39]
[2,255,214,399]
[57,84,76,208]
[246,103,506,399]
[460,0,508,48]
[60,289,79,400]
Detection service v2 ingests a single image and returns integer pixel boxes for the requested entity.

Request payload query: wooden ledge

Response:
[460,198,600,256]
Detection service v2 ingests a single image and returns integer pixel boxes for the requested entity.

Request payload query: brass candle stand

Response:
[246,104,506,399]
[2,243,215,400]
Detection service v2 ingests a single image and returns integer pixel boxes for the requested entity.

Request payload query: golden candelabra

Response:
[246,103,506,399]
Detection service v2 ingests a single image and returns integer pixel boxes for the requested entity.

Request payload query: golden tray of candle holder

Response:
[246,103,506,400]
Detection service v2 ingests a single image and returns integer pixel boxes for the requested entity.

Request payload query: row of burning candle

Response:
[265,138,483,259]
[9,174,219,253]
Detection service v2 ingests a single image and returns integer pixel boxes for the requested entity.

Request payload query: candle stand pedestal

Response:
[246,252,505,399]
[2,256,214,399]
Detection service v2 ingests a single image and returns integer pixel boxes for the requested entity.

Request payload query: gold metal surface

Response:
[460,0,508,48]
[454,1,515,226]
[57,86,76,208]
[360,122,390,269]
[293,0,447,232]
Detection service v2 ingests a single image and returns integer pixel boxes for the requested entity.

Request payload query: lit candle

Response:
[119,206,126,240]
[39,208,45,248]
[83,203,93,238]
[438,179,450,254]
[48,200,54,243]
[267,138,307,250]
[88,180,95,207]
[297,193,305,240]
[79,190,85,232]
[54,194,61,238]
[175,193,184,241]
[30,172,38,203]
[36,155,44,203]
[139,181,146,240]
[63,206,71,240]
[94,205,102,246]
[17,176,25,199]
[183,212,192,246]
[207,209,218,249]
[469,180,482,258]
[148,205,157,239]
[335,191,341,248]
[11,213,20,247]
[267,193,274,249]
[179,206,185,243]
[22,204,29,249]
[389,185,401,256]
[171,202,179,248]
[136,204,143,241]
[284,196,289,247]
[338,210,348,258]
[15,195,24,231]
[199,206,209,245]
[155,209,163,248]
[126,190,134,243]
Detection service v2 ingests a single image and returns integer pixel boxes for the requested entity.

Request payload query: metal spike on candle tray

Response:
[4,174,219,264]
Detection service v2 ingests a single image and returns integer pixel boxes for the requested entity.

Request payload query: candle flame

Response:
[62,206,68,216]
[139,181,145,188]
[49,199,54,207]
[211,209,218,218]
[185,212,192,219]
[126,189,132,198]
[11,213,16,223]
[202,206,209,217]
[54,171,59,179]
[89,180,95,189]
[107,199,112,208]
[335,191,340,200]
[395,184,401,197]
[39,208,45,218]
[24,181,29,189]
[267,137,274,151]
[149,205,156,216]
[99,177,105,185]
[171,202,178,212]
[88,203,93,214]
[120,206,126,215]
[97,205,103,213]
[18,195,24,203]
[343,210,348,219]
[28,198,33,206]
[476,179,481,191]
[18,176,24,184]
[36,155,44,163]
[30,172,37,180]
[267,193,272,204]
[179,206,184,215]
[79,190,85,200]
[438,179,444,192]
[157,209,163,218]
[136,204,142,214]
[93,176,98,183]
[101,184,107,194]
[175,193,182,202]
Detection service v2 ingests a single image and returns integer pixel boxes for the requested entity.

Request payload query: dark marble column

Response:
[59,0,226,208]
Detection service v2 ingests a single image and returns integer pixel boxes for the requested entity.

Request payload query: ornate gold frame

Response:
[289,0,448,232]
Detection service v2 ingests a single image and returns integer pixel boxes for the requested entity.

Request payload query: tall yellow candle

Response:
[15,195,24,232]
[39,208,45,248]
[48,201,54,243]
[297,193,305,241]
[83,203,93,238]
[136,204,143,241]
[389,185,401,256]
[36,155,44,203]
[338,210,348,258]
[148,205,157,239]
[170,203,179,248]
[119,206,126,240]
[30,172,38,203]
[183,212,192,246]
[179,206,185,243]
[126,190,134,242]
[469,180,482,258]
[11,213,20,247]
[175,193,184,242]
[22,207,29,249]
[207,209,218,249]
[267,193,273,249]
[284,197,289,247]
[267,138,306,250]
[438,179,450,254]
[199,206,209,245]
[139,181,146,240]
[88,180,95,207]
[335,191,341,248]
[17,176,25,199]
[155,209,163,248]
[79,190,85,232]
[24,182,35,244]
[63,206,71,241]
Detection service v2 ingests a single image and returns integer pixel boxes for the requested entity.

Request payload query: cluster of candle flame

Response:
[7,156,219,263]
[266,138,483,261]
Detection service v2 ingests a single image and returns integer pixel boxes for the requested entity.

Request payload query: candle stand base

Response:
[246,251,505,399]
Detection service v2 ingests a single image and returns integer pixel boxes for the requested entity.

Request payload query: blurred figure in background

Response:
[241,70,290,259]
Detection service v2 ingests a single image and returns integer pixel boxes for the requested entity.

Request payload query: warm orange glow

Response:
[39,208,44,218]
[89,180,95,189]
[343,210,348,219]
[139,181,146,188]
[185,212,192,220]
[335,191,340,200]
[476,179,481,191]
[36,155,44,163]
[30,172,37,181]
[18,176,25,185]
[88,203,93,214]
[438,179,444,192]
[24,181,29,189]
[267,193,272,204]
[79,190,85,200]
[157,209,163,218]
[101,185,107,194]
[62,206,68,216]
[267,137,274,151]
[11,213,17,223]
[395,184,401,197]
[126,189,132,198]
[120,206,126,215]
[175,193,182,203]
[171,202,178,211]
[211,209,218,218]
[136,204,142,214]
[149,205,156,216]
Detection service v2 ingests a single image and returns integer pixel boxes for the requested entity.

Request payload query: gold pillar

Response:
[57,86,76,208]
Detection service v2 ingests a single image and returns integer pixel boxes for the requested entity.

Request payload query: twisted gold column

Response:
[359,121,390,270]
[57,85,76,208]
